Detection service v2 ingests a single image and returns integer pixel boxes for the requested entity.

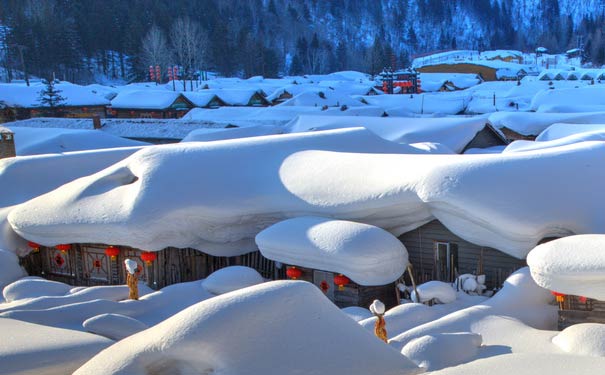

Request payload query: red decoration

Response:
[149,66,155,81]
[55,244,70,253]
[93,259,102,268]
[579,296,588,303]
[286,266,302,280]
[54,253,65,267]
[104,246,120,260]
[551,291,565,303]
[140,251,157,265]
[333,274,350,291]
[320,280,329,293]
[173,66,179,79]
[27,241,40,252]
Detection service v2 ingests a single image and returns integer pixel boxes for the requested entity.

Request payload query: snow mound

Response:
[74,281,422,375]
[412,281,457,304]
[536,123,605,141]
[401,332,482,371]
[201,266,264,295]
[181,125,282,143]
[3,277,71,302]
[488,111,605,136]
[0,249,27,291]
[552,323,605,357]
[83,313,149,341]
[342,306,373,322]
[0,318,112,375]
[527,235,605,300]
[256,217,408,285]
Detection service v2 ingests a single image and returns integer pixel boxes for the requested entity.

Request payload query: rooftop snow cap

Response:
[255,216,408,285]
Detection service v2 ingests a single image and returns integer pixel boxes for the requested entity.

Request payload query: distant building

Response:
[0,126,16,158]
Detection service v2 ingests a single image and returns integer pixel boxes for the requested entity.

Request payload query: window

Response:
[434,242,458,282]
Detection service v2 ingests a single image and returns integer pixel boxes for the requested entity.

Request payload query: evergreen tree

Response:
[38,80,66,115]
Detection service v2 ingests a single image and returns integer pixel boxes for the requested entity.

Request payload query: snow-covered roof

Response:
[110,90,188,110]
[181,92,224,107]
[278,90,363,107]
[256,217,408,285]
[527,235,605,300]
[0,82,111,108]
[8,132,605,259]
[488,111,605,136]
[202,89,268,106]
[286,115,490,153]
[530,86,605,111]
[419,73,482,92]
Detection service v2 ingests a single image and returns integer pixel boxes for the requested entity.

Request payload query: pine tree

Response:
[38,80,66,115]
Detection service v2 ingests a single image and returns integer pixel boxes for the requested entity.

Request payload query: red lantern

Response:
[149,66,155,81]
[104,246,120,260]
[320,280,330,293]
[27,241,40,252]
[551,291,565,303]
[55,244,70,253]
[333,274,350,291]
[140,251,157,265]
[173,66,179,79]
[579,296,588,303]
[286,266,302,280]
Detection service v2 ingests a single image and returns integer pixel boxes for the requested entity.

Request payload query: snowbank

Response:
[181,125,282,142]
[488,111,605,136]
[74,281,422,375]
[3,277,71,302]
[552,323,605,357]
[536,123,605,141]
[201,266,264,295]
[342,306,373,322]
[0,250,26,291]
[256,217,408,285]
[401,332,482,371]
[389,268,557,351]
[527,235,605,300]
[8,126,147,156]
[0,318,112,375]
[530,86,605,111]
[83,313,149,341]
[503,131,605,153]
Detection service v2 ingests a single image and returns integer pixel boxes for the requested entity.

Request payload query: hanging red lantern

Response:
[27,241,40,252]
[104,246,120,260]
[551,291,565,303]
[140,251,157,265]
[286,266,302,280]
[579,296,588,303]
[333,274,350,291]
[55,244,70,253]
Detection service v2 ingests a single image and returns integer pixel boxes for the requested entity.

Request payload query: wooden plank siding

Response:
[558,295,605,330]
[399,220,526,289]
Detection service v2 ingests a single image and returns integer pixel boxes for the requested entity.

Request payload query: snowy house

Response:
[203,89,271,107]
[417,61,531,82]
[182,92,227,108]
[0,82,111,122]
[108,91,195,119]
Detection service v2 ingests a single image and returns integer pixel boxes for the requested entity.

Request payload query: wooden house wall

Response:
[0,132,16,158]
[399,220,526,289]
[418,64,498,81]
[558,296,605,330]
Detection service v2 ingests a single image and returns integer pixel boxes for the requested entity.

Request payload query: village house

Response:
[107,91,195,119]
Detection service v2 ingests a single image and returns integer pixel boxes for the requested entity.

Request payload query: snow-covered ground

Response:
[3,68,605,374]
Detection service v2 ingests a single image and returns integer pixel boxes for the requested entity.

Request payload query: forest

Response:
[1,0,604,83]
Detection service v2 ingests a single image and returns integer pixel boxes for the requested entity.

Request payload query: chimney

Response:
[92,114,102,130]
[0,126,16,159]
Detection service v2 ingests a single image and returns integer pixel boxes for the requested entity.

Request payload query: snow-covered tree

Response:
[38,80,65,113]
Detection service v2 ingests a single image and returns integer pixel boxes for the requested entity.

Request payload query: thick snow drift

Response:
[552,323,605,357]
[82,313,149,341]
[401,332,482,371]
[256,217,408,285]
[488,111,605,136]
[0,250,27,291]
[0,317,112,375]
[527,235,605,300]
[201,266,264,295]
[8,135,605,259]
[74,281,422,375]
[3,277,71,302]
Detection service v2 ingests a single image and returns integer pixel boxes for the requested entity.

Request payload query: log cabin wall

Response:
[399,220,526,289]
[558,295,605,330]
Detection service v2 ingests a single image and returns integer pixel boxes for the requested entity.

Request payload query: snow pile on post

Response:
[256,217,408,285]
[74,281,423,375]
[527,235,605,301]
[411,281,457,304]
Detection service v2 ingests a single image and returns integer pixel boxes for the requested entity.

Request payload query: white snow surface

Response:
[401,332,482,371]
[8,133,605,259]
[488,111,605,136]
[256,217,408,285]
[536,123,605,141]
[411,281,457,304]
[0,249,27,291]
[3,277,71,302]
[181,125,282,142]
[82,313,149,341]
[0,317,112,375]
[124,258,138,274]
[503,130,605,153]
[201,266,264,295]
[0,81,110,107]
[74,281,422,375]
[552,323,605,357]
[527,235,605,300]
[110,90,183,109]
[8,126,148,155]
[530,86,605,111]
[286,115,490,153]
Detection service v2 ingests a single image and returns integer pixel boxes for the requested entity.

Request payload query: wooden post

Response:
[407,264,419,302]
[92,115,102,130]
